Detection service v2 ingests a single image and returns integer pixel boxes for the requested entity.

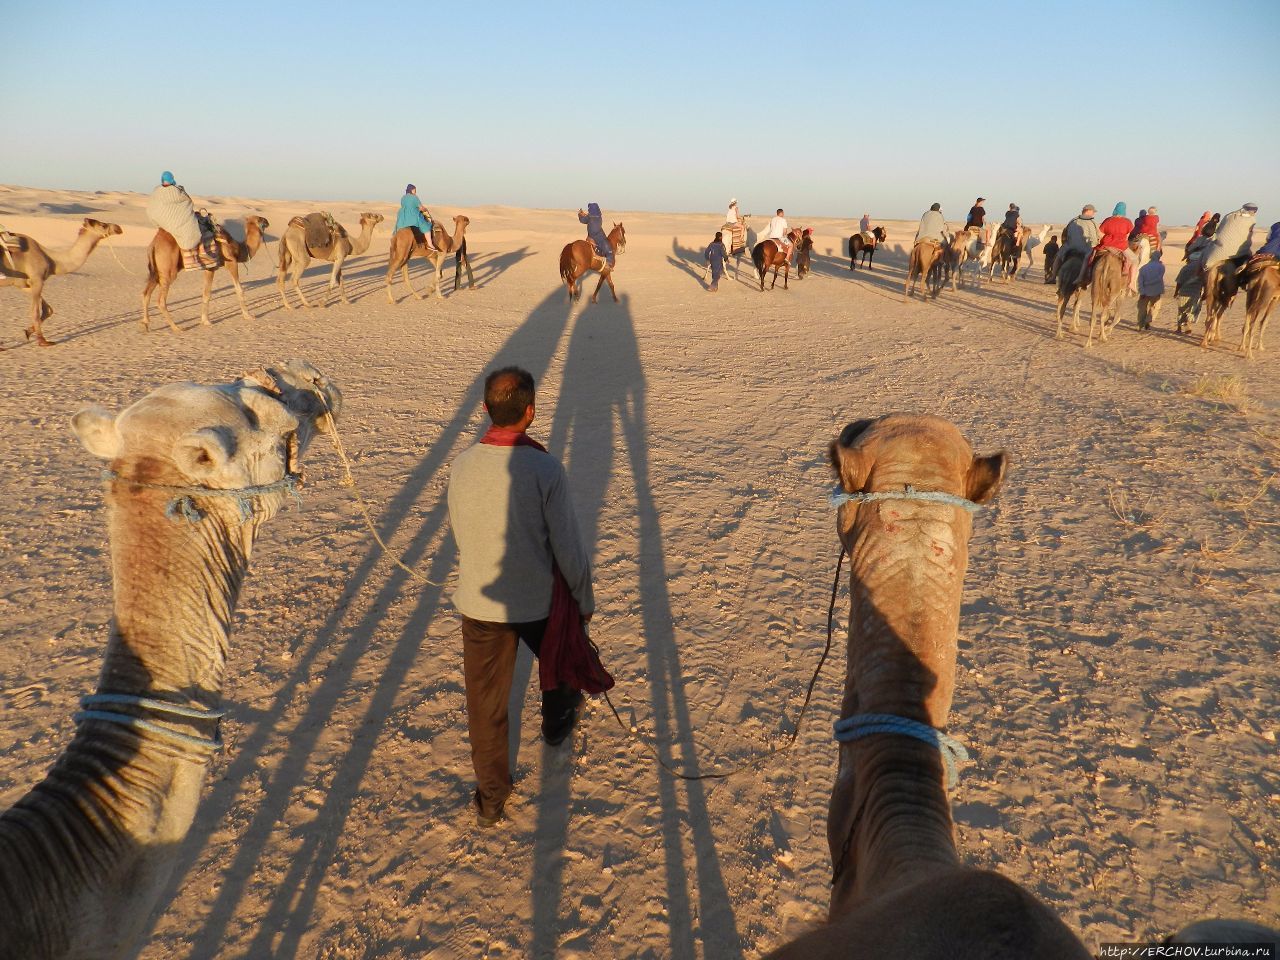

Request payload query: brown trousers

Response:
[460,616,575,818]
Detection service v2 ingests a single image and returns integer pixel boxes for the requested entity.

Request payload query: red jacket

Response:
[1098,216,1133,251]
[1139,214,1160,240]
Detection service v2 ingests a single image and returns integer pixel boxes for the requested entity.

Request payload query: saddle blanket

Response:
[291,212,343,255]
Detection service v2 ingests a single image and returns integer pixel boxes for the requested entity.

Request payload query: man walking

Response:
[447,367,595,827]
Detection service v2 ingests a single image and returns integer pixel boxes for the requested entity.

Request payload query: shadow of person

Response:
[533,294,745,959]
[144,288,574,960]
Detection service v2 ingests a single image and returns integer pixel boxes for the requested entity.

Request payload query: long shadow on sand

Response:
[139,289,574,960]
[541,294,745,959]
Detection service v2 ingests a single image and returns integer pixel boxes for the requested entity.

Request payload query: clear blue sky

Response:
[7,0,1278,225]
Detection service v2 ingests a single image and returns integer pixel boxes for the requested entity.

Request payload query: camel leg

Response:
[433,255,445,300]
[783,263,789,290]
[25,281,54,346]
[141,278,157,331]
[226,263,253,321]
[276,270,293,311]
[157,278,182,334]
[292,261,315,309]
[201,269,215,325]
[403,263,423,301]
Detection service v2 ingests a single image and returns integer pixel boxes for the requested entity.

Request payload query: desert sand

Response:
[1,183,1276,958]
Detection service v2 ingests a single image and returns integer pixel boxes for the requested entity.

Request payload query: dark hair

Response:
[1050,234,1058,241]
[484,366,535,426]
[776,208,784,215]
[929,202,941,211]
[715,231,723,241]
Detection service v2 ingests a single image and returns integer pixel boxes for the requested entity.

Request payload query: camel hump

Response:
[297,212,341,255]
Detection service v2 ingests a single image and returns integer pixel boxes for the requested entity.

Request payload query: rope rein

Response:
[834,714,970,789]
[104,235,143,276]
[101,469,302,525]
[829,485,982,514]
[74,692,225,754]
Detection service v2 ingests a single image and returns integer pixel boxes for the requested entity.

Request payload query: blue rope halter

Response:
[74,692,225,753]
[102,470,302,525]
[834,713,970,789]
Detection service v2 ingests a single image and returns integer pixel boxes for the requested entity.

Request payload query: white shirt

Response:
[766,216,789,240]
[726,204,740,224]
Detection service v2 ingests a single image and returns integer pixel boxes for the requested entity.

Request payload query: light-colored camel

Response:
[141,215,270,333]
[384,215,470,302]
[947,229,983,290]
[277,212,384,309]
[1240,259,1279,358]
[765,414,1089,960]
[0,359,340,960]
[1086,249,1127,348]
[0,217,123,346]
[1020,223,1051,277]
[904,239,945,300]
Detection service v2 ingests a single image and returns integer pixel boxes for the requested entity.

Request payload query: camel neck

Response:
[96,482,255,709]
[52,231,102,276]
[351,221,377,256]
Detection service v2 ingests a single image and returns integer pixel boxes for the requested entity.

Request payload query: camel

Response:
[384,215,471,303]
[1201,258,1245,349]
[947,229,983,290]
[752,229,802,291]
[722,215,753,278]
[903,239,945,300]
[1239,258,1279,358]
[0,217,123,346]
[1054,251,1090,339]
[764,415,1280,958]
[277,211,384,309]
[0,359,340,960]
[1020,223,1051,277]
[141,215,271,333]
[848,226,887,270]
[559,222,627,303]
[1085,249,1127,348]
[985,225,1028,282]
[763,414,1088,960]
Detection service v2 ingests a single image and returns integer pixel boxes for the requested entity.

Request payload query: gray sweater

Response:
[447,443,594,623]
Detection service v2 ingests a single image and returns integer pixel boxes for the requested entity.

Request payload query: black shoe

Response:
[542,691,584,746]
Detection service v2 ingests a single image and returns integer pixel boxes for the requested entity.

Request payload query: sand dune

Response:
[1,184,1276,958]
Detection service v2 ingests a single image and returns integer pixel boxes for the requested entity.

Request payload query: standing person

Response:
[914,203,949,246]
[704,231,728,291]
[396,184,436,250]
[447,367,597,827]
[1136,249,1165,330]
[578,202,614,267]
[858,211,871,235]
[765,208,792,259]
[1042,233,1060,283]
[146,171,219,270]
[1175,240,1208,334]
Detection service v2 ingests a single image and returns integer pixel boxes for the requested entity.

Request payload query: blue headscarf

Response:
[1112,202,1127,217]
[161,171,175,185]
[587,202,601,217]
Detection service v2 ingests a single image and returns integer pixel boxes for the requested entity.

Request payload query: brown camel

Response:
[946,229,983,289]
[277,212,384,309]
[986,225,1028,282]
[1239,259,1279,357]
[1054,251,1089,339]
[1085,249,1126,348]
[1201,258,1245,348]
[903,239,945,300]
[384,215,471,303]
[141,215,270,333]
[0,217,123,346]
[0,360,340,960]
[848,226,887,271]
[752,229,801,291]
[763,414,1088,960]
[559,222,627,303]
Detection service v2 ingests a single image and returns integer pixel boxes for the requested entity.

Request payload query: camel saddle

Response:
[859,231,876,245]
[291,212,345,257]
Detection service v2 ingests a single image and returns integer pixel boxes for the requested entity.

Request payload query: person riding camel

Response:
[396,184,436,251]
[1138,206,1162,252]
[964,197,987,247]
[145,171,222,271]
[1086,202,1137,289]
[1059,204,1100,285]
[998,203,1021,246]
[578,202,614,268]
[725,198,743,229]
[765,208,793,261]
[915,203,949,247]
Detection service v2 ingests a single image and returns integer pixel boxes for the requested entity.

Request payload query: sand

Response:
[0,184,1276,958]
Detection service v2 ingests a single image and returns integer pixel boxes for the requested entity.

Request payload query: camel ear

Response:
[174,428,234,482]
[828,420,876,491]
[966,451,1008,504]
[71,405,121,460]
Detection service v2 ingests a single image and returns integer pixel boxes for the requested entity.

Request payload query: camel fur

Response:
[1086,250,1126,348]
[765,414,1089,960]
[0,217,123,346]
[0,360,340,960]
[1240,259,1279,358]
[904,240,945,300]
[384,215,471,302]
[140,215,270,333]
[277,212,384,309]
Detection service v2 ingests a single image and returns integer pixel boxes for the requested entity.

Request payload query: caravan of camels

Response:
[1,177,1277,960]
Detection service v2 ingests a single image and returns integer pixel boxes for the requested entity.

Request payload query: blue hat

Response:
[1112,202,1127,217]
[406,183,416,193]
[160,171,175,185]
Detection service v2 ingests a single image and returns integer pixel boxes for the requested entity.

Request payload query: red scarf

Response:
[480,425,614,694]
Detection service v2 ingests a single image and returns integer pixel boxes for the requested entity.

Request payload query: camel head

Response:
[246,215,270,235]
[829,414,1006,551]
[360,212,385,228]
[71,359,341,524]
[82,217,123,239]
